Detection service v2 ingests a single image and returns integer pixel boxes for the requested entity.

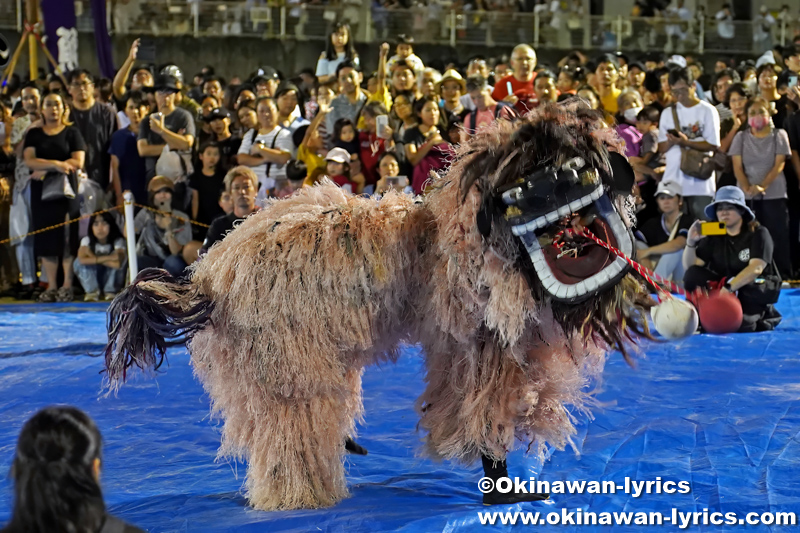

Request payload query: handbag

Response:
[741,258,782,306]
[156,145,193,182]
[671,106,727,180]
[41,170,76,202]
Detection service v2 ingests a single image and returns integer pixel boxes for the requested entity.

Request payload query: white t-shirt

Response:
[238,126,294,203]
[80,236,126,256]
[316,52,360,80]
[657,100,721,198]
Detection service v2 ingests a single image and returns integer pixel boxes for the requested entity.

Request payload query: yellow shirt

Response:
[357,84,393,130]
[600,87,621,114]
[298,144,328,186]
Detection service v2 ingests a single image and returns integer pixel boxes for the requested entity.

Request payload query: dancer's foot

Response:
[481,454,548,505]
[344,437,368,455]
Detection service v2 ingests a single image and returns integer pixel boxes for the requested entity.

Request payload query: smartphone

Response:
[667,129,680,137]
[506,81,513,96]
[701,221,726,236]
[138,38,156,62]
[790,75,798,88]
[376,115,389,139]
[386,176,408,188]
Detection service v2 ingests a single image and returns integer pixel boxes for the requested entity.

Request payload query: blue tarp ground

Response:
[0,293,799,532]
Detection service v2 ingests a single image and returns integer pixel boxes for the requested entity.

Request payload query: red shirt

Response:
[491,73,538,114]
[330,174,358,193]
[358,131,386,186]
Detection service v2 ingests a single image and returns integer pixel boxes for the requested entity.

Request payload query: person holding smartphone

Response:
[682,186,781,332]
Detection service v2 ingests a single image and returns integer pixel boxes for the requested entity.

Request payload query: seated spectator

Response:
[110,91,149,207]
[218,189,233,215]
[374,151,412,196]
[205,107,241,171]
[236,96,293,204]
[683,186,782,332]
[275,159,308,198]
[189,141,226,239]
[2,406,144,532]
[615,89,644,158]
[404,96,451,194]
[533,70,558,105]
[134,176,192,277]
[635,181,691,284]
[74,211,126,302]
[729,96,792,277]
[332,117,359,156]
[349,151,367,192]
[392,60,420,99]
[324,147,361,193]
[202,166,259,252]
[359,101,393,188]
[464,76,514,135]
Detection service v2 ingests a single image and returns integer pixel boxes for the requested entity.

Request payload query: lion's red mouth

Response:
[542,218,618,284]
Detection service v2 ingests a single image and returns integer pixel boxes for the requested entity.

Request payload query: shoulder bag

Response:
[671,106,728,180]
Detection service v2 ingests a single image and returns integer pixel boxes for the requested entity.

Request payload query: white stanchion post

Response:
[123,191,138,285]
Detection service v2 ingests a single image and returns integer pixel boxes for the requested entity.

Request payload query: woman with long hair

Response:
[729,96,792,277]
[403,96,451,194]
[22,91,86,303]
[2,406,144,533]
[316,22,359,85]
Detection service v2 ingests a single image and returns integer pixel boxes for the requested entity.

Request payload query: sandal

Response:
[38,288,58,303]
[55,286,74,303]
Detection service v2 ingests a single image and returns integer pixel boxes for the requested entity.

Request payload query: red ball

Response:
[696,291,743,334]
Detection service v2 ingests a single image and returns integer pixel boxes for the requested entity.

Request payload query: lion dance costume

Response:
[104,101,654,511]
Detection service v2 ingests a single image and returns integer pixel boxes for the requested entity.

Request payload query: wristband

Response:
[687,242,697,248]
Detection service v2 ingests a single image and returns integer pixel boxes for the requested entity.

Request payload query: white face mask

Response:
[623,106,643,123]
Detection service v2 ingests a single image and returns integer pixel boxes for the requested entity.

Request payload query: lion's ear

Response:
[608,151,635,194]
[477,200,494,238]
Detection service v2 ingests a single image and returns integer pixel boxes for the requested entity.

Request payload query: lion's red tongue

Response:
[542,219,617,284]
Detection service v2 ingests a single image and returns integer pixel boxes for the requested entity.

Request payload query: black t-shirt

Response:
[402,126,427,150]
[71,102,118,189]
[202,212,244,251]
[23,126,87,162]
[696,225,773,278]
[639,213,692,246]
[189,169,226,226]
[216,135,242,171]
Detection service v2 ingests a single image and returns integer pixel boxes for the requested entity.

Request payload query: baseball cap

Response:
[655,181,682,198]
[153,73,180,93]
[325,147,350,164]
[204,107,230,121]
[253,66,280,84]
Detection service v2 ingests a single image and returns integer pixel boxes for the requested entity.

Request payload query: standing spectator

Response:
[636,181,691,283]
[189,141,226,235]
[201,166,259,252]
[74,211,126,301]
[577,85,601,110]
[658,67,721,221]
[616,90,644,158]
[729,96,792,277]
[23,92,86,303]
[392,60,420,99]
[756,63,790,129]
[753,6,776,53]
[205,107,240,171]
[627,61,647,96]
[237,97,293,204]
[594,54,622,114]
[491,44,539,114]
[632,106,667,223]
[2,406,145,533]
[161,65,201,121]
[252,66,281,98]
[295,103,330,185]
[707,68,740,122]
[683,187,782,332]
[386,34,425,77]
[237,104,258,136]
[326,61,368,137]
[464,76,513,134]
[715,4,735,41]
[202,76,225,105]
[404,96,451,194]
[110,91,149,207]
[533,70,558,106]
[68,69,118,193]
[557,66,583,96]
[137,74,196,182]
[275,82,310,134]
[316,22,360,85]
[9,83,41,149]
[438,70,467,117]
[111,39,154,104]
[134,176,192,276]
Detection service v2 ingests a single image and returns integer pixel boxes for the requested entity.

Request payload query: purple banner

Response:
[40,0,78,73]
[91,0,115,78]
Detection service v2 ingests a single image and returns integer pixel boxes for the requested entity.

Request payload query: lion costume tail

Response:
[103,268,213,389]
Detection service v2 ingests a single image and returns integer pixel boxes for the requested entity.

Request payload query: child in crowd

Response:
[294,102,330,186]
[631,105,666,223]
[73,211,126,302]
[324,147,361,193]
[189,141,226,240]
[206,107,241,171]
[359,101,393,189]
[275,159,308,198]
[349,151,367,193]
[332,117,360,156]
[218,190,234,215]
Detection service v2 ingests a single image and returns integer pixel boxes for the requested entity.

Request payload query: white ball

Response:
[650,298,699,339]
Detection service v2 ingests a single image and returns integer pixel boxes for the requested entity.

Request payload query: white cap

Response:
[325,147,350,164]
[667,55,687,68]
[756,50,776,68]
[655,181,682,197]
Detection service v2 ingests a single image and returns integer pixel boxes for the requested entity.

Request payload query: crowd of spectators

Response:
[0,22,797,324]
